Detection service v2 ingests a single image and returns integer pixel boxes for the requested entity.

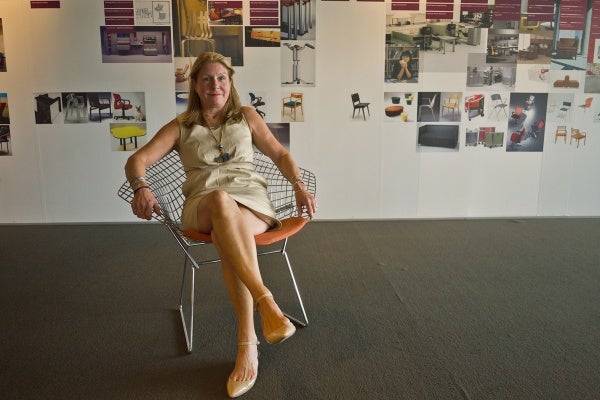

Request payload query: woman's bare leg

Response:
[194,191,294,379]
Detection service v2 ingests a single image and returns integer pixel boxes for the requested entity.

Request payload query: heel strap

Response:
[238,341,260,346]
[254,292,273,310]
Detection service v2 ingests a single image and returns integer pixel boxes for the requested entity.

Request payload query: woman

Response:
[125,52,317,398]
[396,50,413,82]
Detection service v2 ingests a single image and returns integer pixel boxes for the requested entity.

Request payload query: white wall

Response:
[0,0,598,224]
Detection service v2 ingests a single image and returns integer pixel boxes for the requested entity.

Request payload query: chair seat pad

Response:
[284,101,301,107]
[183,216,308,245]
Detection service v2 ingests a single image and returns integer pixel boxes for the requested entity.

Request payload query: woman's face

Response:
[193,61,231,111]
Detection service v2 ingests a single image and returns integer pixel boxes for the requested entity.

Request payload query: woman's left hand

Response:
[294,186,317,219]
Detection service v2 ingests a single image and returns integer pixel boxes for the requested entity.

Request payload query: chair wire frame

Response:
[117,150,316,352]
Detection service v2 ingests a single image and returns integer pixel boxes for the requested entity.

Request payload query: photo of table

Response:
[110,125,147,151]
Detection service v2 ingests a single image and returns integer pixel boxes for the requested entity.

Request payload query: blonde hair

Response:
[178,52,243,128]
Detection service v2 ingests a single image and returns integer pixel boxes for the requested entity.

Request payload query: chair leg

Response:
[281,248,309,327]
[179,255,195,353]
[257,238,309,327]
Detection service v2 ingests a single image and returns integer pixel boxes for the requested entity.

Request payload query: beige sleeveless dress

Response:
[178,116,281,232]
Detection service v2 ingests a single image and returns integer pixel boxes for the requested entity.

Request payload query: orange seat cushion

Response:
[183,216,308,246]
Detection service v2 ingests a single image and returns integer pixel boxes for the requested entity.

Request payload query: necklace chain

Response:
[207,124,230,163]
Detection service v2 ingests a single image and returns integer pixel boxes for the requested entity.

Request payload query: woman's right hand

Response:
[131,187,161,220]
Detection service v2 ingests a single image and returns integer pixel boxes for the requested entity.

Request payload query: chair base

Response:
[177,238,309,353]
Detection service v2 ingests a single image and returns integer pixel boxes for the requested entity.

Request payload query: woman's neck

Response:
[203,109,224,127]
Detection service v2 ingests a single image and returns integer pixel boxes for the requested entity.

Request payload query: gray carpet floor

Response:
[1,218,599,399]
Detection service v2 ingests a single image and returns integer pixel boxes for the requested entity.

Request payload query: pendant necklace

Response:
[208,124,230,163]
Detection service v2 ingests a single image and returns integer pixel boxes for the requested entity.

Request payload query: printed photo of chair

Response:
[88,93,112,122]
[351,93,370,120]
[491,94,508,119]
[0,125,10,155]
[570,128,586,148]
[554,125,567,143]
[117,150,316,352]
[249,92,266,118]
[113,93,134,120]
[441,93,460,121]
[64,93,87,123]
[418,93,437,121]
[558,101,571,120]
[578,97,593,115]
[509,127,526,146]
[282,92,303,121]
[509,106,526,128]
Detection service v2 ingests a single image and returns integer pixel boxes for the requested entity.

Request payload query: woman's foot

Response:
[227,341,260,398]
[255,292,296,345]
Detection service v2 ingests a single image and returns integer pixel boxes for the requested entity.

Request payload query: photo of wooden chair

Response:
[441,93,460,120]
[554,125,567,143]
[570,128,586,148]
[282,92,303,121]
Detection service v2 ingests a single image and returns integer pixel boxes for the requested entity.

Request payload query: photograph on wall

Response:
[350,92,370,121]
[208,1,243,25]
[546,92,574,123]
[384,9,423,83]
[281,0,316,41]
[487,28,519,65]
[247,90,267,119]
[175,91,188,116]
[174,56,192,92]
[34,93,62,124]
[281,91,304,122]
[463,91,486,122]
[417,123,460,152]
[88,92,115,123]
[0,92,9,124]
[62,92,88,124]
[245,26,280,48]
[486,91,511,122]
[506,92,548,152]
[0,19,6,72]
[517,32,553,66]
[282,41,315,87]
[110,122,147,152]
[100,26,172,63]
[439,92,463,122]
[171,0,244,66]
[134,1,171,25]
[108,92,147,151]
[417,92,440,122]
[467,53,517,91]
[383,92,415,123]
[549,69,584,91]
[463,124,505,150]
[266,122,290,150]
[0,125,10,156]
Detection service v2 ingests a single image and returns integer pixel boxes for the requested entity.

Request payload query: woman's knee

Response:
[204,190,238,216]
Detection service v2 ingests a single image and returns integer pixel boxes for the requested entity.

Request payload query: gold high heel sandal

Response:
[226,341,260,398]
[255,292,296,345]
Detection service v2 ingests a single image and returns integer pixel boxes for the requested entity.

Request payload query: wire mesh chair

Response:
[117,150,316,353]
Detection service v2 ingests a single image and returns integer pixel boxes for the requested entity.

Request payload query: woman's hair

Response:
[400,50,412,59]
[178,52,243,128]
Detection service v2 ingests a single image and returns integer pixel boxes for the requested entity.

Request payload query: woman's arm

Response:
[243,107,317,219]
[124,118,181,220]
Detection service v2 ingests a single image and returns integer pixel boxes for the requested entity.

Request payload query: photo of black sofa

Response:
[418,124,459,149]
